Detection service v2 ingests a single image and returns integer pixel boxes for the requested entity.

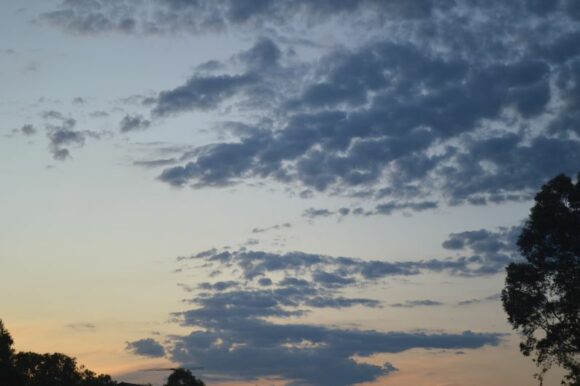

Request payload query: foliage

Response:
[0,320,116,386]
[13,352,117,386]
[164,368,206,386]
[0,320,16,386]
[502,174,580,385]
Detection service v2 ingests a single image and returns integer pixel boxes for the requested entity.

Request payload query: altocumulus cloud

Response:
[152,239,507,386]
[42,0,436,36]
[141,4,580,207]
[181,224,521,282]
[125,223,514,384]
[41,1,580,208]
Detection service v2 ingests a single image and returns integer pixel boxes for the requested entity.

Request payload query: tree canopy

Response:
[0,321,116,386]
[0,320,16,386]
[164,368,205,386]
[502,173,580,385]
[13,351,116,386]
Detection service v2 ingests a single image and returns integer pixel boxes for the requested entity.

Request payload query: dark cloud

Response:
[42,0,434,36]
[183,226,520,292]
[251,222,291,234]
[338,207,350,216]
[170,319,499,386]
[127,222,514,385]
[244,238,260,247]
[90,111,109,118]
[302,208,334,219]
[237,37,282,71]
[119,114,151,132]
[391,300,444,308]
[149,10,580,205]
[41,110,64,120]
[372,200,438,216]
[441,225,521,275]
[126,338,166,358]
[153,73,258,116]
[457,294,502,307]
[305,296,380,309]
[13,124,37,136]
[163,238,505,385]
[46,118,83,160]
[133,158,178,168]
[198,281,239,291]
[44,116,102,161]
[66,322,96,331]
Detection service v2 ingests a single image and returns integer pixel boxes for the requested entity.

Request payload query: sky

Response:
[0,1,579,385]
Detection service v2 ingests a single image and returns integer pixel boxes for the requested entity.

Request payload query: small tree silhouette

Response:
[164,368,205,386]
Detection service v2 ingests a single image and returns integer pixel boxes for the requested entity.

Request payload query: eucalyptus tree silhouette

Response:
[502,174,580,385]
[164,368,205,386]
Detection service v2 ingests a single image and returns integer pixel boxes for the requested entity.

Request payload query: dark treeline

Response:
[0,320,205,386]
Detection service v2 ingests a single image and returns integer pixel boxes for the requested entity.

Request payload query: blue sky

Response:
[1,1,579,385]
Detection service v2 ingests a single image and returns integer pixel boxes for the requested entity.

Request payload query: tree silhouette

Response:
[502,174,580,385]
[13,352,117,386]
[0,320,16,386]
[0,319,116,386]
[164,368,205,386]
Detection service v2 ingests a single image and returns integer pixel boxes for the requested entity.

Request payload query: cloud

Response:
[19,124,37,136]
[133,158,178,168]
[391,300,444,308]
[441,225,521,275]
[457,294,502,307]
[182,226,520,281]
[41,2,580,208]
[66,322,96,331]
[251,222,291,234]
[372,200,438,216]
[149,14,579,207]
[302,200,438,221]
[153,73,259,116]
[170,320,500,386]
[198,281,239,291]
[126,338,166,358]
[45,117,101,161]
[302,208,334,219]
[42,0,433,36]
[132,222,514,385]
[46,118,84,160]
[165,239,505,385]
[166,248,503,385]
[119,114,151,132]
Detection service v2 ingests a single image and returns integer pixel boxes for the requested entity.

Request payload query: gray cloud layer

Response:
[41,1,580,207]
[163,236,508,385]
[42,0,439,36]
[123,222,515,384]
